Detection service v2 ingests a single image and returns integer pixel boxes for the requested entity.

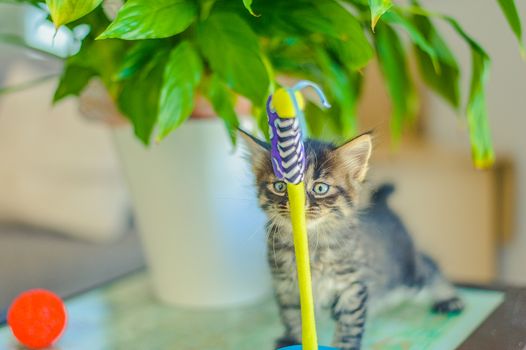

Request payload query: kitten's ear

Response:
[335,133,372,182]
[238,129,270,167]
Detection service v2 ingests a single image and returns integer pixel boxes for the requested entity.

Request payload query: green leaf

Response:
[268,42,317,78]
[67,38,125,96]
[199,0,216,19]
[52,36,124,102]
[46,0,103,27]
[496,0,525,57]
[156,41,203,141]
[412,14,460,108]
[98,0,197,40]
[466,52,494,168]
[315,48,361,138]
[375,23,418,138]
[355,0,370,4]
[254,104,270,141]
[446,17,494,168]
[305,1,374,70]
[369,0,392,30]
[313,1,374,71]
[304,102,342,142]
[255,0,374,70]
[197,12,269,104]
[114,40,164,81]
[383,10,439,71]
[118,55,165,145]
[242,0,257,16]
[53,65,95,103]
[204,75,239,145]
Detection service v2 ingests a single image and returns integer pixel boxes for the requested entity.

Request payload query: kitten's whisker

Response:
[265,220,280,244]
[313,224,320,257]
[214,196,255,201]
[272,224,279,270]
[329,227,345,248]
[322,227,331,250]
[246,225,265,242]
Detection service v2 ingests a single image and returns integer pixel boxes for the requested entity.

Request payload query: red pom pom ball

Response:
[7,289,67,349]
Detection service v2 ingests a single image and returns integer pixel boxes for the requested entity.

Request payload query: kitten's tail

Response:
[371,183,395,205]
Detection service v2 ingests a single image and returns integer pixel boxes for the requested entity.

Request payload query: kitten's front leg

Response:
[274,277,302,348]
[331,281,368,350]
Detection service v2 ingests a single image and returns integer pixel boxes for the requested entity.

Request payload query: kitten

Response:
[241,131,464,350]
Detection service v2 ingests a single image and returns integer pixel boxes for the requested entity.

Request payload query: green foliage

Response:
[369,0,392,30]
[157,41,203,141]
[114,40,164,81]
[197,12,269,105]
[404,3,496,168]
[383,10,439,71]
[497,0,525,57]
[118,53,165,144]
[254,0,373,71]
[53,65,95,102]
[412,14,460,108]
[315,48,362,139]
[445,17,494,168]
[2,0,524,167]
[53,36,125,100]
[242,0,256,16]
[98,0,197,40]
[376,22,418,138]
[46,0,102,27]
[204,74,240,145]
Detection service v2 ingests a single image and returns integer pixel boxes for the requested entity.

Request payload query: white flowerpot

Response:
[111,119,271,307]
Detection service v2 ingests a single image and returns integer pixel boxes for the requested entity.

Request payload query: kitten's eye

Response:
[313,182,330,196]
[273,181,287,194]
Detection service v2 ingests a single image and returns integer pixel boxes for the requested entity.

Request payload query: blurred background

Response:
[0,0,525,313]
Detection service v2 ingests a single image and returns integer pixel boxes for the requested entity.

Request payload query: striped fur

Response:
[241,134,464,350]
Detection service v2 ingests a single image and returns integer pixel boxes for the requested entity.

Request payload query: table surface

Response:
[457,284,526,350]
[0,272,523,350]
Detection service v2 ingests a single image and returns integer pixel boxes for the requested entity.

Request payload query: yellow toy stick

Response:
[267,81,334,350]
[288,181,317,349]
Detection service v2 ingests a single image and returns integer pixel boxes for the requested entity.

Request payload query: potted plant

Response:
[1,0,523,306]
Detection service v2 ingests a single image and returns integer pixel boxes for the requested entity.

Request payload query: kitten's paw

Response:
[333,344,360,350]
[432,297,464,314]
[275,336,299,349]
[333,337,361,350]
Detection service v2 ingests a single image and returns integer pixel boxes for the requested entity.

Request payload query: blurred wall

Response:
[1,1,524,283]
[0,4,129,241]
[423,0,526,284]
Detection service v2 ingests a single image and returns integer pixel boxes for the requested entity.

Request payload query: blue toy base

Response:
[279,346,338,350]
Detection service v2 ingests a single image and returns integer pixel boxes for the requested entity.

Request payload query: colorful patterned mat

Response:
[0,273,503,350]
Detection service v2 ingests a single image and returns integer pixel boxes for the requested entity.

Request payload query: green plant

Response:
[1,0,524,168]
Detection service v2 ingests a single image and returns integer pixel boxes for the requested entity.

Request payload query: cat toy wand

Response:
[267,81,335,350]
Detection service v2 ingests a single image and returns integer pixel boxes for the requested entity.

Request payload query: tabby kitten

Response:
[241,131,464,350]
